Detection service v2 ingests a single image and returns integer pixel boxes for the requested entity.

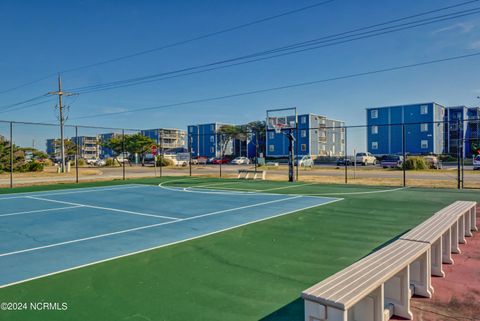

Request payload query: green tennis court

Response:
[0,176,478,321]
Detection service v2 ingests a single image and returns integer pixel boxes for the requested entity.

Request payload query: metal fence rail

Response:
[0,119,478,189]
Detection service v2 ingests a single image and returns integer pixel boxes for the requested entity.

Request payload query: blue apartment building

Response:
[187,123,233,158]
[367,103,480,157]
[366,103,445,155]
[266,114,345,158]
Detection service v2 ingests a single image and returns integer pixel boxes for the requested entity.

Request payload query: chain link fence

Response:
[0,119,479,189]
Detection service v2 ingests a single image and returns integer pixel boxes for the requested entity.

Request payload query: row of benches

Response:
[302,201,477,321]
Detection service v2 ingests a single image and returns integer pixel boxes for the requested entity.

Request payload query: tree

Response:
[246,121,266,157]
[125,133,155,166]
[217,125,240,158]
[100,136,125,165]
[48,139,77,158]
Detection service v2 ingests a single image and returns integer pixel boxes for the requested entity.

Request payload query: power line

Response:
[0,98,55,115]
[0,94,48,110]
[69,4,480,94]
[0,0,335,95]
[72,51,480,120]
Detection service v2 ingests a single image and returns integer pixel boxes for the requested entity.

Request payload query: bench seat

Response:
[237,169,266,180]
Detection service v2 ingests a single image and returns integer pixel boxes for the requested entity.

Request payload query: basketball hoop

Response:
[274,123,286,134]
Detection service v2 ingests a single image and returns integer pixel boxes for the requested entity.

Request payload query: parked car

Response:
[423,156,441,169]
[85,158,98,165]
[336,158,352,166]
[381,155,404,168]
[95,159,106,166]
[190,157,199,165]
[207,157,216,164]
[197,156,208,165]
[473,155,480,170]
[294,155,314,168]
[212,157,230,164]
[231,157,250,165]
[355,152,377,166]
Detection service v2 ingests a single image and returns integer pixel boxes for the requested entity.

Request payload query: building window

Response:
[301,116,307,124]
[210,124,215,131]
[189,127,193,133]
[421,123,428,132]
[210,135,215,143]
[301,144,307,151]
[421,140,428,149]
[301,130,306,138]
[269,145,275,152]
[210,147,215,153]
[372,141,378,150]
[268,131,274,139]
[371,109,378,119]
[371,125,378,134]
[420,105,428,115]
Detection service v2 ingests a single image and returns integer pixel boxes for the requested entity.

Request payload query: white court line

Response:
[0,195,304,258]
[0,197,343,288]
[26,196,180,221]
[257,182,318,192]
[0,184,147,200]
[0,205,84,218]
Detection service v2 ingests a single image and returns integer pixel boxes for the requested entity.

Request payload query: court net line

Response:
[0,205,83,218]
[0,195,307,258]
[0,184,147,200]
[25,196,180,220]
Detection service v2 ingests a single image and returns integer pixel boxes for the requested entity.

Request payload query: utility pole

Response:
[48,74,76,173]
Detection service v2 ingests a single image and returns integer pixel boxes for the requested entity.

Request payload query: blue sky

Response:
[1,0,480,134]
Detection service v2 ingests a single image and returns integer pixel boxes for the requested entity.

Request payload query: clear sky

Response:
[0,0,480,135]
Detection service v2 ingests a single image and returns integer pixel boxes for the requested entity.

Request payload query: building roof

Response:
[366,102,445,110]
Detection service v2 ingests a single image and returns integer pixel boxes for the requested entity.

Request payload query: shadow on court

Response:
[259,297,304,321]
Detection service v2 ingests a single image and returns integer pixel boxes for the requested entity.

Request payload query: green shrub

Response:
[156,156,174,167]
[105,158,116,166]
[77,158,86,166]
[403,157,427,170]
[27,161,45,172]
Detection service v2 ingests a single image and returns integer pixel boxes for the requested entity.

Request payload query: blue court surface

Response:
[0,183,339,287]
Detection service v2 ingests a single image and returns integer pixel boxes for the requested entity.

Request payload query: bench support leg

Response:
[451,222,460,254]
[384,266,413,320]
[470,207,478,231]
[471,207,478,232]
[458,215,466,244]
[441,229,453,264]
[464,211,473,237]
[409,250,433,298]
[304,300,347,321]
[431,237,444,277]
[348,284,384,321]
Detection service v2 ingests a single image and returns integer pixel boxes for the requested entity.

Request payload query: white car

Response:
[473,155,480,170]
[294,155,314,168]
[231,157,250,165]
[95,159,106,166]
[355,152,377,166]
[85,158,98,165]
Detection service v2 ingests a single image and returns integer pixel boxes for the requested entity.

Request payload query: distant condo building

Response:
[366,102,480,157]
[266,113,345,158]
[141,128,186,151]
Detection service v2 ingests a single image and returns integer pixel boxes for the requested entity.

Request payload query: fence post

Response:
[295,128,299,182]
[75,126,79,183]
[9,122,13,188]
[457,119,461,190]
[402,123,406,187]
[159,130,162,178]
[344,127,348,184]
[189,134,192,177]
[122,129,126,181]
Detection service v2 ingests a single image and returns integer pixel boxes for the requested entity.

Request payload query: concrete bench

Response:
[400,201,477,276]
[237,169,266,180]
[302,201,477,321]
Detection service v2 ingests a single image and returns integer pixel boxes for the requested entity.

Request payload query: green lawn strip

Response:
[1,187,478,321]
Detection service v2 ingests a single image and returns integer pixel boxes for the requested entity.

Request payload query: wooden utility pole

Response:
[48,74,76,173]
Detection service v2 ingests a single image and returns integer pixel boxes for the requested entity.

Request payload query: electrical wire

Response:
[71,51,480,120]
[68,5,480,94]
[0,0,336,95]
